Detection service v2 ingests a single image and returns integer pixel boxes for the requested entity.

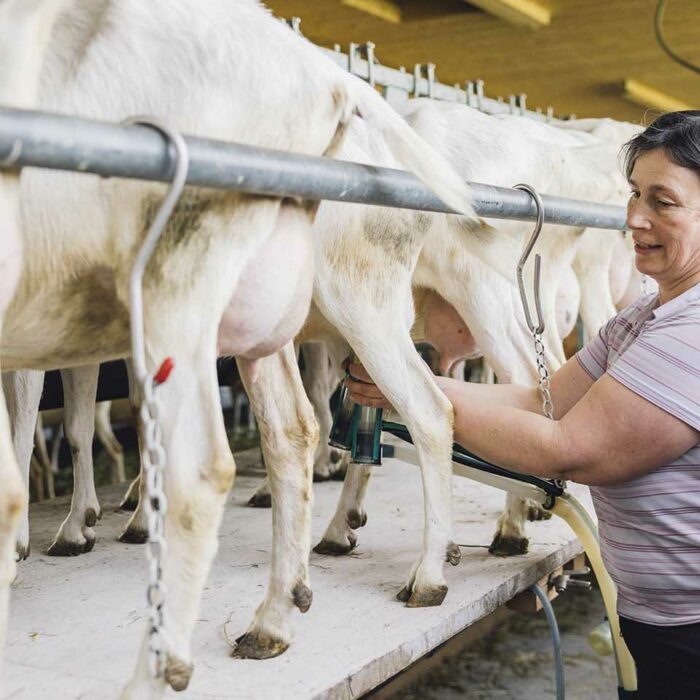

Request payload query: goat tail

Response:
[348,74,481,226]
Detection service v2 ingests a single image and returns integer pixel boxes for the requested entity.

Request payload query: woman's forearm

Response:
[449,400,568,480]
[435,376,542,414]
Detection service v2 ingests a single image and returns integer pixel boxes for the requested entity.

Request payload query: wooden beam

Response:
[623,78,693,112]
[341,0,401,24]
[465,0,550,29]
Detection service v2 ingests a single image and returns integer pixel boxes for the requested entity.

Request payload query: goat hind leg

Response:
[234,342,317,659]
[124,332,235,695]
[3,369,44,560]
[48,365,102,556]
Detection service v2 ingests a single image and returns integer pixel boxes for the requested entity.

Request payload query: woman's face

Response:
[627,148,700,296]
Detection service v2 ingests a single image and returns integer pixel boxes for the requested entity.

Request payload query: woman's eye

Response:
[629,191,640,199]
[656,200,675,207]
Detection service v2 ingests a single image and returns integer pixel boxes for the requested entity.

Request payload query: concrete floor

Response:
[2,449,593,699]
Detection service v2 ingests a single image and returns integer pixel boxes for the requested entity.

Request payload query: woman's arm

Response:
[345,357,699,486]
[345,354,594,419]
[445,373,699,486]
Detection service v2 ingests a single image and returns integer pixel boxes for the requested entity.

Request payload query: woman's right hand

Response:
[342,359,394,410]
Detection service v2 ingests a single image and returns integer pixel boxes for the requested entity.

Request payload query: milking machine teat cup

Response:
[329,368,383,466]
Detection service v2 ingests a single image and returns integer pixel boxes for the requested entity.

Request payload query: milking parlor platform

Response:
[3,448,592,699]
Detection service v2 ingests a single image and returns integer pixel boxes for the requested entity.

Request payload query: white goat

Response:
[293,100,633,562]
[0,0,72,663]
[2,0,492,693]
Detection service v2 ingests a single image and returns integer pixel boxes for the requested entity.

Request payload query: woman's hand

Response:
[343,359,394,410]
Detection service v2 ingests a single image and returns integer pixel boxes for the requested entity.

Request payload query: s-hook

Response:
[513,183,554,420]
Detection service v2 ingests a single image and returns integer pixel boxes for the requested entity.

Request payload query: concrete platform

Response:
[2,449,593,699]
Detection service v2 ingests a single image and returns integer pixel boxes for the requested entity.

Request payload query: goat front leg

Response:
[47,365,102,556]
[234,341,317,659]
[2,369,44,560]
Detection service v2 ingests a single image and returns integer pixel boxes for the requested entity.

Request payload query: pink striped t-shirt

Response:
[576,283,700,626]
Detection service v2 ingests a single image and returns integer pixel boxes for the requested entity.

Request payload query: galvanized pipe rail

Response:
[0,107,626,230]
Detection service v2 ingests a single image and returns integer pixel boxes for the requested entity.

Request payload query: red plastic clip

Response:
[153,357,174,386]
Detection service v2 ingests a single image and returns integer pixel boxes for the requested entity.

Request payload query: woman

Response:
[345,111,700,699]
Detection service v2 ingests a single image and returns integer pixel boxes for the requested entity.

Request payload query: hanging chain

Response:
[533,331,554,420]
[513,184,555,422]
[122,116,189,680]
[140,375,169,678]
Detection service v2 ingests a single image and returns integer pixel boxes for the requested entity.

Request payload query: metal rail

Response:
[286,17,560,120]
[0,108,626,230]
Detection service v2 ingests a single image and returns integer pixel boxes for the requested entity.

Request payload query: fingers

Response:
[340,358,393,409]
[346,361,373,384]
[344,376,393,410]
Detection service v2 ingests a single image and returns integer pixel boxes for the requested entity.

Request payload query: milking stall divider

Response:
[0,26,637,700]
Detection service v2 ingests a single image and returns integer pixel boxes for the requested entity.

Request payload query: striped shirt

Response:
[576,283,700,626]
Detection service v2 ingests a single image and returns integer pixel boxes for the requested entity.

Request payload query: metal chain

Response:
[533,331,554,420]
[140,376,169,678]
[122,116,189,679]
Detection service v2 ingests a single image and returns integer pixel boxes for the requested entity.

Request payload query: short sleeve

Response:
[607,318,700,432]
[576,314,617,381]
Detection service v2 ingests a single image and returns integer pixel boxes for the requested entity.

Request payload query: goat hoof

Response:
[489,534,529,556]
[527,505,552,521]
[346,509,367,530]
[247,492,272,509]
[313,534,357,556]
[446,541,461,566]
[312,471,331,483]
[84,507,99,528]
[396,585,412,603]
[47,536,95,557]
[232,632,289,660]
[164,654,193,692]
[15,542,30,561]
[118,526,148,544]
[292,582,313,613]
[407,585,448,608]
[330,448,343,464]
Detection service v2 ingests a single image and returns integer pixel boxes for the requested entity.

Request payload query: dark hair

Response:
[622,110,700,180]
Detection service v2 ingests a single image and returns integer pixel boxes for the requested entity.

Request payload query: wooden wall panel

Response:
[264,0,700,121]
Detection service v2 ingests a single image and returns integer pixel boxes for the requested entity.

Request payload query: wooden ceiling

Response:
[263,0,700,122]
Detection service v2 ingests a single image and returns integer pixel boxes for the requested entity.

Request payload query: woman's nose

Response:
[626,199,651,230]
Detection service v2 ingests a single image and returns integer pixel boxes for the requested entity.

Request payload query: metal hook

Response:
[514,183,546,334]
[413,63,422,98]
[475,79,485,111]
[348,42,358,75]
[123,117,189,386]
[465,80,475,107]
[364,41,376,87]
[426,62,436,99]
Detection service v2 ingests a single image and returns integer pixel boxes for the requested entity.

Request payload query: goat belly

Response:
[217,203,314,359]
